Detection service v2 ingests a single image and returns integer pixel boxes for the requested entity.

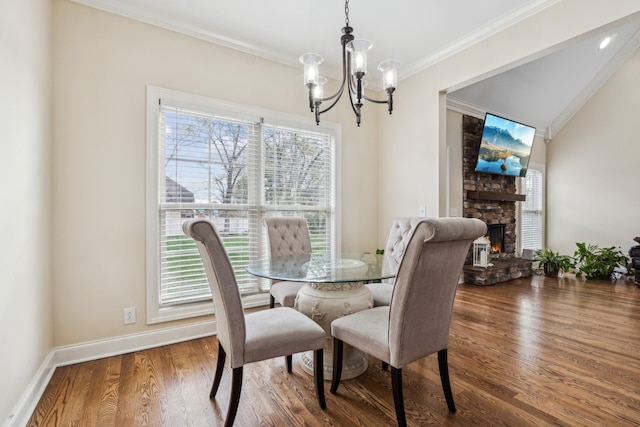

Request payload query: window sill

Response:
[147,293,270,324]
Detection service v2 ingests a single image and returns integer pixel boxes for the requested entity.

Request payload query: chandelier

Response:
[299,0,400,127]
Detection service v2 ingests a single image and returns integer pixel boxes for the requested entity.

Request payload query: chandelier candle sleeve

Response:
[298,0,400,126]
[378,60,400,91]
[347,39,371,74]
[314,77,327,101]
[301,53,323,87]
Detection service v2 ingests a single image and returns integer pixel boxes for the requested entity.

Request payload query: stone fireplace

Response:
[461,115,532,285]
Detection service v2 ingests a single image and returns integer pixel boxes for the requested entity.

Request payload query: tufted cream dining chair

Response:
[183,219,326,427]
[264,217,312,309]
[330,218,487,427]
[263,217,313,371]
[366,217,423,307]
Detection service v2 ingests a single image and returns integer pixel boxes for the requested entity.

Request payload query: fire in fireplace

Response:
[487,224,505,254]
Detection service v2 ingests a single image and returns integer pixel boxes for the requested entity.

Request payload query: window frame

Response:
[146,86,341,324]
[517,162,545,255]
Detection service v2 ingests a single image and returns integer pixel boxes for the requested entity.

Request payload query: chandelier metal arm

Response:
[362,88,395,115]
[317,42,349,115]
[361,93,391,104]
[319,32,352,105]
[317,86,344,114]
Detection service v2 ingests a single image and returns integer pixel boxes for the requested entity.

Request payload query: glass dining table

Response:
[246,252,399,379]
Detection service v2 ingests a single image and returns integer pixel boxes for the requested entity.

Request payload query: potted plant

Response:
[535,248,574,277]
[573,242,632,280]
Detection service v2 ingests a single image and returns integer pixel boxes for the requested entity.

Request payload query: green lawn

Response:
[162,232,327,304]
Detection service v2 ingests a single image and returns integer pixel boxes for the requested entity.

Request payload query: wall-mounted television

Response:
[474,113,536,177]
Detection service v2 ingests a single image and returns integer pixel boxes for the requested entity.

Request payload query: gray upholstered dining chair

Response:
[366,217,423,307]
[330,217,487,427]
[264,217,312,309]
[183,219,326,427]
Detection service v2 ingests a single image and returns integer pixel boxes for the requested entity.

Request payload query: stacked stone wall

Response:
[462,115,531,284]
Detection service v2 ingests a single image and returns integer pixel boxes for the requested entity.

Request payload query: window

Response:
[518,164,544,254]
[146,87,339,323]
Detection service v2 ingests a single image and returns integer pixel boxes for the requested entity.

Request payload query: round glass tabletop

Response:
[246,252,399,283]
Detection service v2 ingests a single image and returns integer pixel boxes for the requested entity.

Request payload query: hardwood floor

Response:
[27,274,640,426]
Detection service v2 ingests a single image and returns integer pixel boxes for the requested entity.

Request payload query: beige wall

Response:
[51,0,379,346]
[547,46,640,255]
[376,0,640,243]
[1,0,53,422]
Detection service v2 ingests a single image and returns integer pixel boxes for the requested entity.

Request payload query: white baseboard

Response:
[4,351,57,427]
[53,319,216,367]
[6,320,216,427]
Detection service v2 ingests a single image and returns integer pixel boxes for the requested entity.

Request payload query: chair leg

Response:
[210,341,226,398]
[286,355,292,373]
[269,296,293,372]
[224,367,243,427]
[391,367,406,427]
[314,348,326,409]
[438,349,457,413]
[330,338,343,394]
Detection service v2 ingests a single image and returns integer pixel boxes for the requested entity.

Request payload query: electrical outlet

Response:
[419,205,426,217]
[124,307,136,325]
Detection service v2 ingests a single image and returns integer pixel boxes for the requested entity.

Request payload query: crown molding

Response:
[446,96,548,139]
[446,97,485,120]
[400,0,560,81]
[69,0,300,69]
[71,0,559,91]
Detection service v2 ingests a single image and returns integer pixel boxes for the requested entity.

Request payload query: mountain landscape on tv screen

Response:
[475,125,532,176]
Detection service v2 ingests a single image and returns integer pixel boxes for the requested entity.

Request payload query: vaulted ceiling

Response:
[72,0,640,138]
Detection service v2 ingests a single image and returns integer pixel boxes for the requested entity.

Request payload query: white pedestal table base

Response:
[294,281,373,380]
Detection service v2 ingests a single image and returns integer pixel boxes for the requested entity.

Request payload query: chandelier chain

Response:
[344,0,349,27]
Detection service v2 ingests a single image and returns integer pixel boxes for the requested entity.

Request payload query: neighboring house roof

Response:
[165,176,195,203]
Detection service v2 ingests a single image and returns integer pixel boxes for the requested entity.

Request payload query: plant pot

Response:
[543,265,560,277]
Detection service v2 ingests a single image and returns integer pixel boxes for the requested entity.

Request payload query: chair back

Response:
[388,218,486,367]
[264,217,312,256]
[383,217,423,284]
[183,219,246,368]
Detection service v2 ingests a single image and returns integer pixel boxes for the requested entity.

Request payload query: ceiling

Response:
[449,15,640,138]
[72,0,640,138]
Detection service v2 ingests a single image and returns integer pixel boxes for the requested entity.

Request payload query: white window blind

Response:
[148,88,337,316]
[159,105,260,305]
[519,167,544,252]
[262,124,335,254]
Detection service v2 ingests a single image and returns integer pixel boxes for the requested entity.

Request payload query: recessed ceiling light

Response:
[598,36,612,50]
